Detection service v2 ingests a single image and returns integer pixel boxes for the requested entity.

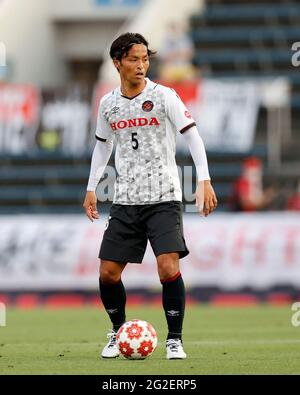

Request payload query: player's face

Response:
[116,44,150,85]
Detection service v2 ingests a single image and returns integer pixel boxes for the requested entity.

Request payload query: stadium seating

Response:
[190,1,300,108]
[189,0,300,203]
[0,144,268,214]
[0,153,90,214]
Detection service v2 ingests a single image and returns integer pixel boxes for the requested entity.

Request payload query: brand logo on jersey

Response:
[142,100,154,112]
[111,106,120,114]
[185,110,192,119]
[110,117,160,131]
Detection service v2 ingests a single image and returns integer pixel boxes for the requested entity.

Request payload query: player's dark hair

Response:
[109,32,156,60]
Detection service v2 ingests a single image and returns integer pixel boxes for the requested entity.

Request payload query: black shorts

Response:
[99,201,189,263]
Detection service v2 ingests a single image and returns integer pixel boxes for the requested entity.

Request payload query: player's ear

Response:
[113,58,120,73]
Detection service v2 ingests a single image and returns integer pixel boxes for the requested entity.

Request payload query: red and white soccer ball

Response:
[116,319,158,360]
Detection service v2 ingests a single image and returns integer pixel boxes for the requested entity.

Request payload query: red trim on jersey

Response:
[179,122,196,134]
[160,272,181,284]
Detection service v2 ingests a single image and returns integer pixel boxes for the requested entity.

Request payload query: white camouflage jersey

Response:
[95,78,196,205]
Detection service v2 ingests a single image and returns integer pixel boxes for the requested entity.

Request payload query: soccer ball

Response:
[116,319,158,360]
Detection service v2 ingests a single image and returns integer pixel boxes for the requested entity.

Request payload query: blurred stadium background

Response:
[0,0,300,309]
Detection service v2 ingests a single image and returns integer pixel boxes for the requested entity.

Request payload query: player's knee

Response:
[157,254,179,280]
[100,268,121,285]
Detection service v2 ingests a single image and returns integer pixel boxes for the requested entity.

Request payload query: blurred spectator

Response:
[38,129,61,151]
[229,157,277,212]
[158,22,196,83]
[286,180,300,211]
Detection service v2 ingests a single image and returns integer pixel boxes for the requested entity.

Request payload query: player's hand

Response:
[83,191,100,222]
[195,180,218,217]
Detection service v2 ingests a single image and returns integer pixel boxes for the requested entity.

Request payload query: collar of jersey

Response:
[118,78,153,100]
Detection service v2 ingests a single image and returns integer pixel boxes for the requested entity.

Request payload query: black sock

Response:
[161,272,185,341]
[99,278,126,332]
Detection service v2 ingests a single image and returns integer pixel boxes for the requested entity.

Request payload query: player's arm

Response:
[164,88,217,216]
[182,126,217,216]
[83,139,113,222]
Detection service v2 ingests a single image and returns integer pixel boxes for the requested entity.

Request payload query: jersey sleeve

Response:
[95,97,114,142]
[165,88,196,134]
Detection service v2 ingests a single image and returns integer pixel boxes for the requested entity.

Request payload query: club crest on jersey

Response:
[142,100,154,112]
[110,117,160,131]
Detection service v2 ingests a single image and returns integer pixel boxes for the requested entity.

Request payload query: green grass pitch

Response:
[0,305,299,375]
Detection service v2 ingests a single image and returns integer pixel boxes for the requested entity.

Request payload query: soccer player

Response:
[83,33,217,360]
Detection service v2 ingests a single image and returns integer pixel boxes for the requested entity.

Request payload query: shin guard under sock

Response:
[161,272,185,341]
[99,278,126,332]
